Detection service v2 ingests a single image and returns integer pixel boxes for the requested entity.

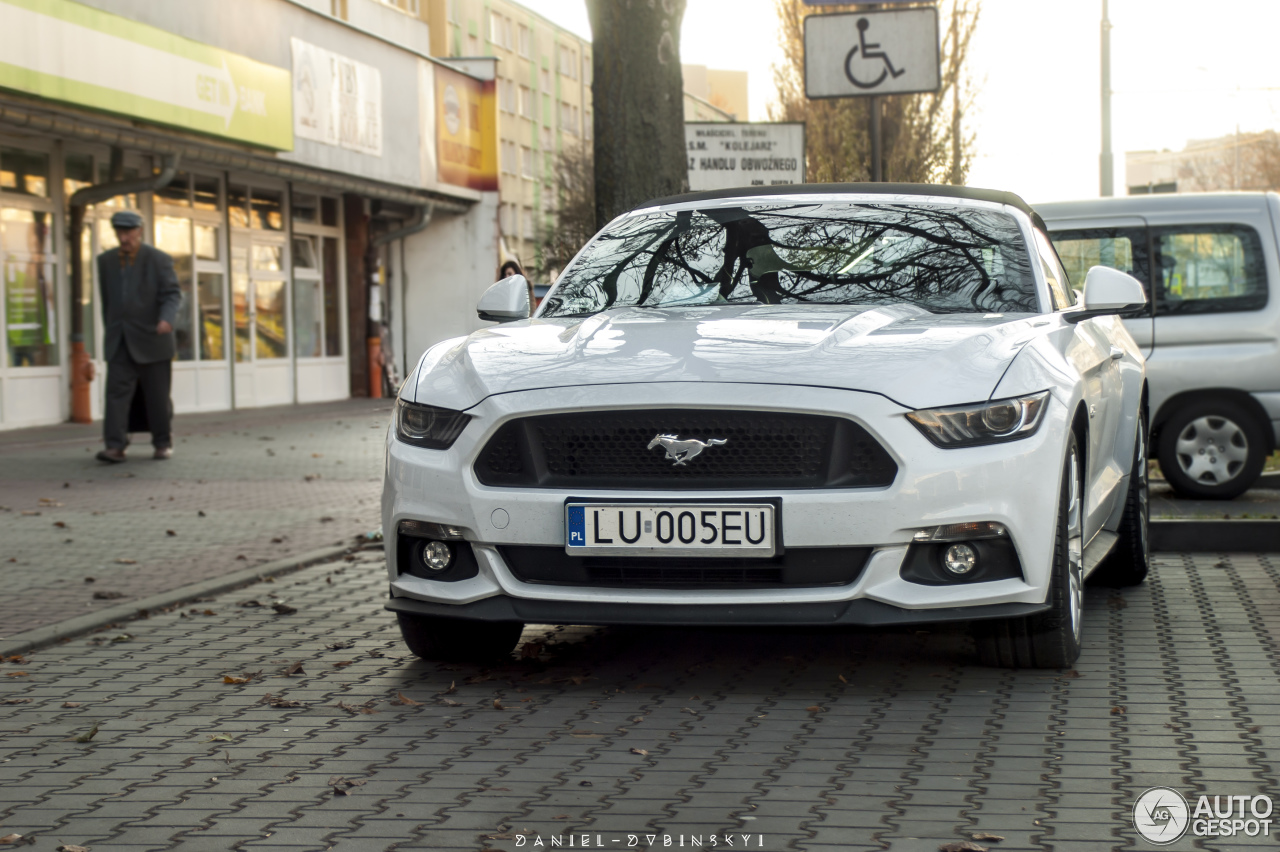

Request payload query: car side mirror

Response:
[477,275,531,323]
[1066,266,1147,323]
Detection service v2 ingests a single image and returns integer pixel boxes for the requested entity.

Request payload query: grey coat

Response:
[98,243,182,364]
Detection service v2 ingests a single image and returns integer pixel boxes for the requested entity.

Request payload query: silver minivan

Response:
[1037,193,1279,499]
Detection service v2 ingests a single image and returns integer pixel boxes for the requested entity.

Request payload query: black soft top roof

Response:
[635,182,1045,228]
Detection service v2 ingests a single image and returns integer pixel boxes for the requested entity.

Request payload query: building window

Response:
[540,67,551,93]
[521,146,535,179]
[518,24,532,58]
[488,11,512,50]
[585,110,592,141]
[540,125,552,149]
[519,85,535,120]
[498,78,516,113]
[559,101,579,136]
[583,53,591,85]
[501,141,518,175]
[448,0,459,24]
[522,206,535,240]
[558,44,578,79]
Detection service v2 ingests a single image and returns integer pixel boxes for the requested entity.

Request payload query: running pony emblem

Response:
[647,434,728,466]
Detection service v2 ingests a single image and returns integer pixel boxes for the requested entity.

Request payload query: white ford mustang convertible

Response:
[383,184,1150,668]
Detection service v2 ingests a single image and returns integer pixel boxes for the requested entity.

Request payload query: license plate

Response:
[565,503,776,557]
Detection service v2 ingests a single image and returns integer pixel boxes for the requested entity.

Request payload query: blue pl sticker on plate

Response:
[566,505,585,547]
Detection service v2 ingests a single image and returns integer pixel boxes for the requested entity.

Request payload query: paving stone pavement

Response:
[3,550,1280,851]
[0,399,390,639]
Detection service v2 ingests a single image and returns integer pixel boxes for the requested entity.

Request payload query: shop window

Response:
[0,148,49,198]
[197,272,225,361]
[155,173,191,208]
[231,246,251,362]
[155,216,195,361]
[255,279,288,359]
[252,244,283,271]
[95,164,139,210]
[294,235,323,359]
[293,192,320,225]
[78,226,94,356]
[64,153,94,198]
[322,197,339,228]
[323,237,342,357]
[251,190,284,231]
[2,207,58,367]
[193,176,220,212]
[194,224,219,261]
[228,185,250,228]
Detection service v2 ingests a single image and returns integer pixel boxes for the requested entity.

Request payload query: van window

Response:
[1153,225,1268,314]
[1050,227,1151,315]
[1032,229,1075,309]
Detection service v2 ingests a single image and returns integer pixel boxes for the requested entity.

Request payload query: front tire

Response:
[1094,403,1150,586]
[396,613,525,662]
[974,433,1084,669]
[1156,399,1267,500]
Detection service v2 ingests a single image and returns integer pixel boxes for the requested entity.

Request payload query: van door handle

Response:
[1109,345,1124,361]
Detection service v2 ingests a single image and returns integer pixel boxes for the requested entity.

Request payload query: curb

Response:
[1151,519,1280,553]
[0,543,357,657]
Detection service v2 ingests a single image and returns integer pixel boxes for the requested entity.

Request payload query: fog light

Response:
[421,540,454,572]
[942,542,977,576]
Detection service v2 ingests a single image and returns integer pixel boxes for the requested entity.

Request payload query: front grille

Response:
[500,545,873,589]
[474,409,896,489]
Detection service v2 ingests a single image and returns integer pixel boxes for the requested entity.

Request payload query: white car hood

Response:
[411,304,1046,412]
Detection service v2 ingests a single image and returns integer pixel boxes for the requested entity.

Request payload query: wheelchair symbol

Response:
[844,18,906,90]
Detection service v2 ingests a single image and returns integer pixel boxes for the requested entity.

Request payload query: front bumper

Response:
[382,382,1069,624]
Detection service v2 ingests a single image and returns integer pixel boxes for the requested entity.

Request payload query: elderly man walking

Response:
[95,210,182,463]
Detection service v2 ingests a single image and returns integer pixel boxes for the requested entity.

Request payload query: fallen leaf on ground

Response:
[327,775,366,795]
[0,837,24,847]
[1062,670,1082,679]
[569,676,594,685]
[53,521,67,528]
[61,702,82,708]
[65,721,100,742]
[198,510,206,517]
[223,675,253,685]
[304,474,321,482]
[971,833,1004,842]
[806,705,824,713]
[271,603,297,615]
[493,698,506,710]
[939,843,988,852]
[520,642,544,658]
[4,655,25,663]
[0,699,31,705]
[442,681,457,694]
[260,693,303,709]
[165,530,177,537]
[367,649,384,658]
[681,707,697,715]
[440,698,461,707]
[6,672,28,678]
[320,516,334,523]
[629,748,648,756]
[326,640,355,651]
[238,600,262,608]
[332,661,354,668]
[114,558,136,565]
[203,734,234,742]
[91,591,125,600]
[336,700,378,715]
[391,692,423,706]
[579,780,593,787]
[1111,706,1126,715]
[553,815,569,820]
[271,537,284,544]
[838,674,848,684]
[57,845,90,852]
[282,661,306,676]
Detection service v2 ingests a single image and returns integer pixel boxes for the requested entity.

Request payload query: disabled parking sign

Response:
[804,7,940,98]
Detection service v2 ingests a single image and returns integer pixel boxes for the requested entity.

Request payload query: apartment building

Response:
[419,0,590,277]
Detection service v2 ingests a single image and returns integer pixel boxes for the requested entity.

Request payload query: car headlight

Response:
[906,391,1050,448]
[395,398,470,449]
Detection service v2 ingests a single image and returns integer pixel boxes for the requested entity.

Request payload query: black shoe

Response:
[96,448,127,463]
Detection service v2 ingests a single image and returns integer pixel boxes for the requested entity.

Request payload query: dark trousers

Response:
[104,347,172,450]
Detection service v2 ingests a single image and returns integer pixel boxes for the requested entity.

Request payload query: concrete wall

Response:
[396,193,501,371]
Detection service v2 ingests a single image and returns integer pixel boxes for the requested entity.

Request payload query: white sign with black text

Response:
[684,123,805,191]
[804,8,940,99]
[291,38,383,157]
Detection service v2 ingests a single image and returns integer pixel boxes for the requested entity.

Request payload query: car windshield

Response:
[540,201,1040,317]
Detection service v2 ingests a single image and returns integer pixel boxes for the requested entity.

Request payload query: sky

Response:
[517,0,1280,204]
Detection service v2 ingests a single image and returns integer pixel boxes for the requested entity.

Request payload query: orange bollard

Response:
[367,336,382,399]
[70,341,94,423]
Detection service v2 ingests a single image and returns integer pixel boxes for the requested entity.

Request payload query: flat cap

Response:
[110,210,144,230]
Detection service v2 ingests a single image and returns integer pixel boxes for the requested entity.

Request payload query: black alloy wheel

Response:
[1094,403,1150,587]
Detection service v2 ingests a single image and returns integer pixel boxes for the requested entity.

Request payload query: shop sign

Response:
[685,123,806,191]
[291,38,383,158]
[434,64,497,191]
[0,0,292,150]
[4,255,55,353]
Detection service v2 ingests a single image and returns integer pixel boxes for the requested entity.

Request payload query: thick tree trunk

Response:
[588,0,689,232]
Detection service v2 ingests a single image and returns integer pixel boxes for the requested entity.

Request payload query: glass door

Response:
[229,184,291,408]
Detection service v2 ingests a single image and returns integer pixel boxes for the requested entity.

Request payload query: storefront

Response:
[0,0,498,431]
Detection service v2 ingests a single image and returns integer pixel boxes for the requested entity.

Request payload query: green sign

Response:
[0,0,293,150]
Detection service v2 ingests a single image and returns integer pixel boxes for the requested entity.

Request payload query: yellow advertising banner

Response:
[435,65,497,191]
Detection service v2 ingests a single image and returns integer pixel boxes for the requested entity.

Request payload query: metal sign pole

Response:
[870,95,882,182]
